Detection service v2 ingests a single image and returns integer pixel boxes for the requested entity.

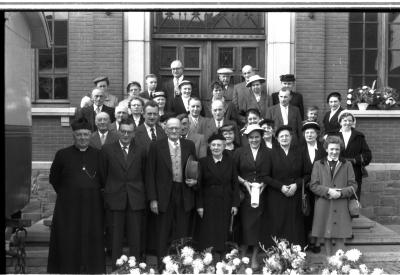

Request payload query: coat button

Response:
[334,222,337,225]
[333,184,336,187]
[334,210,337,213]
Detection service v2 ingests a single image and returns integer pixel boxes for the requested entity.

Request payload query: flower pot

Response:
[357,102,369,111]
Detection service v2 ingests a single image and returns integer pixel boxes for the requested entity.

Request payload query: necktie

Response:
[150,127,157,141]
[329,160,337,177]
[217,120,221,128]
[100,133,106,145]
[122,146,128,161]
[96,106,100,114]
[174,141,179,155]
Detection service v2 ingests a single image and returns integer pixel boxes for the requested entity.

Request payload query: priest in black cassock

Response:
[47,118,105,273]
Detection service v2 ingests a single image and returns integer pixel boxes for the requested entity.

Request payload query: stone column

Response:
[266,12,295,95]
[123,12,151,97]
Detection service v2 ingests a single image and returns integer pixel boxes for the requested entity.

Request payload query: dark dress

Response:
[262,145,309,248]
[339,129,372,198]
[195,153,240,252]
[322,106,344,135]
[47,146,105,274]
[234,145,269,246]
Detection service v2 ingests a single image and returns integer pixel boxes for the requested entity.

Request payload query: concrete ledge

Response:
[351,110,400,118]
[32,161,52,170]
[32,107,76,116]
[367,163,400,171]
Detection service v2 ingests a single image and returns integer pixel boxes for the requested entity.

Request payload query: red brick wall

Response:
[32,117,73,161]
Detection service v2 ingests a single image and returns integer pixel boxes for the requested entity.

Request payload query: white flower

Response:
[359,264,369,274]
[291,258,303,269]
[192,258,204,272]
[242,257,250,264]
[149,268,155,274]
[347,100,352,105]
[298,251,306,259]
[245,267,253,275]
[292,245,302,253]
[231,249,239,255]
[116,258,124,266]
[331,271,338,275]
[128,258,136,268]
[181,246,194,258]
[328,255,343,269]
[362,86,368,90]
[226,253,232,259]
[321,268,330,275]
[278,241,288,251]
[345,249,362,262]
[203,252,213,265]
[347,94,353,99]
[341,264,351,273]
[233,258,241,266]
[225,265,234,274]
[120,255,128,262]
[130,268,141,275]
[335,249,344,257]
[263,266,272,275]
[182,256,193,265]
[348,89,354,92]
[371,268,384,275]
[216,262,224,270]
[216,266,224,275]
[288,269,300,275]
[139,262,147,269]
[349,269,361,275]
[165,262,179,273]
[163,256,172,264]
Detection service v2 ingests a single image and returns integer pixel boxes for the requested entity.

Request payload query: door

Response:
[152,40,265,101]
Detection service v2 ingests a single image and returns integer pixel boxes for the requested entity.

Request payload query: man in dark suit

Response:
[271,74,305,119]
[100,118,147,269]
[198,99,239,144]
[266,87,303,143]
[109,104,129,132]
[163,60,185,110]
[134,100,167,152]
[217,67,234,102]
[177,113,207,159]
[76,88,115,132]
[146,117,197,262]
[89,112,119,149]
[139,74,158,100]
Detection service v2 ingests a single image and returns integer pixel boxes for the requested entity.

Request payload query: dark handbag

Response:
[185,155,199,180]
[361,165,368,178]
[302,180,311,216]
[348,186,361,218]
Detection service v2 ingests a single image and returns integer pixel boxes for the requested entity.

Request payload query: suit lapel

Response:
[126,141,136,169]
[113,142,128,170]
[160,139,172,173]
[276,106,284,125]
[332,161,342,180]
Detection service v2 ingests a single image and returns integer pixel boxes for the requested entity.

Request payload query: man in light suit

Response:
[265,87,302,143]
[134,100,167,152]
[146,117,197,262]
[198,99,239,144]
[100,118,147,269]
[177,113,207,159]
[89,112,119,149]
[187,97,206,136]
[76,88,115,132]
[163,60,185,110]
[109,104,129,132]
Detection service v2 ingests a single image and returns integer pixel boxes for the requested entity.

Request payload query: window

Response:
[37,12,68,101]
[349,12,400,91]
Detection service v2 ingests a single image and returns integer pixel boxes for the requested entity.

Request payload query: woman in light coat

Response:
[310,135,357,256]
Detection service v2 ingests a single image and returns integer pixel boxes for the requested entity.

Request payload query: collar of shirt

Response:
[327,156,338,162]
[168,138,180,147]
[212,96,225,103]
[213,155,223,163]
[119,141,129,150]
[144,123,155,132]
[174,75,184,85]
[94,104,103,112]
[190,115,199,123]
[98,130,108,137]
[329,107,340,119]
[307,142,318,151]
[215,119,224,127]
[280,104,289,111]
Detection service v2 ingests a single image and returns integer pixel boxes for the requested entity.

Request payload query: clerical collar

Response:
[213,155,223,163]
[327,156,338,162]
[77,146,88,152]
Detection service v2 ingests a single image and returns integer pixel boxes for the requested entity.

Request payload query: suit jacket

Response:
[265,104,302,141]
[146,138,197,212]
[240,90,271,119]
[100,140,147,211]
[198,117,240,145]
[171,96,189,115]
[109,121,119,133]
[186,132,207,159]
[300,140,327,183]
[203,100,239,125]
[89,131,119,150]
[163,78,178,111]
[134,124,167,152]
[322,106,344,135]
[272,91,305,120]
[138,90,154,100]
[76,105,115,132]
[188,115,207,136]
[223,84,234,102]
[131,115,145,129]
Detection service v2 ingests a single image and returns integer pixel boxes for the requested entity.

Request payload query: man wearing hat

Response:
[240,75,271,119]
[171,80,193,115]
[47,118,105,273]
[217,67,234,102]
[271,74,305,119]
[76,87,115,132]
[93,76,119,108]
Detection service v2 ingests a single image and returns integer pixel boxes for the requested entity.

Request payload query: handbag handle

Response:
[350,185,359,202]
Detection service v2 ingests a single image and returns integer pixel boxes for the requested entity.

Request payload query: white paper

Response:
[250,182,262,208]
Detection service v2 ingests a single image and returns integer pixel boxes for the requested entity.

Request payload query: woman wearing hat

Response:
[301,122,326,253]
[171,80,193,115]
[259,118,278,149]
[241,75,271,119]
[234,124,269,269]
[322,92,345,137]
[219,122,239,158]
[262,125,308,249]
[239,108,263,148]
[195,133,240,256]
[337,111,372,199]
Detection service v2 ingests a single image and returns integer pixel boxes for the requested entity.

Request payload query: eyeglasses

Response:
[119,130,134,135]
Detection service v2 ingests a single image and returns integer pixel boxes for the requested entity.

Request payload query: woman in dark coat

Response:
[219,122,240,158]
[195,133,240,255]
[262,125,309,249]
[259,118,279,149]
[322,92,344,137]
[310,135,357,256]
[337,111,372,199]
[234,124,269,269]
[300,122,327,253]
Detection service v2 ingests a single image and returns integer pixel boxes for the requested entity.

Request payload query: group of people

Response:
[47,60,372,273]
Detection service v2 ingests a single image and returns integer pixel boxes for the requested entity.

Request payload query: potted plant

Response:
[374,86,400,110]
[347,85,377,110]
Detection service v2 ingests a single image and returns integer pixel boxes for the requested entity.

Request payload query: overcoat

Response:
[195,153,240,251]
[272,91,305,120]
[262,145,309,248]
[47,146,105,273]
[265,104,302,142]
[234,145,269,245]
[310,158,357,238]
[76,105,115,132]
[89,130,119,149]
[322,106,344,135]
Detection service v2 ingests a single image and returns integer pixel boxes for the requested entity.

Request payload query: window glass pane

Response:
[388,76,400,90]
[241,47,257,68]
[389,23,400,50]
[160,46,176,67]
[365,23,378,48]
[349,76,362,88]
[349,23,363,48]
[47,21,53,42]
[54,21,67,45]
[349,13,363,22]
[365,76,377,87]
[55,12,68,20]
[349,50,363,74]
[365,13,378,22]
[218,47,233,68]
[54,48,67,69]
[39,49,52,71]
[389,50,400,74]
[184,47,199,68]
[389,12,400,23]
[365,50,377,74]
[54,77,68,99]
[39,77,52,99]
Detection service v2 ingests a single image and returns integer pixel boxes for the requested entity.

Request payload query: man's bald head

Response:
[91,88,105,106]
[242,65,254,82]
[95,112,111,132]
[170,60,184,78]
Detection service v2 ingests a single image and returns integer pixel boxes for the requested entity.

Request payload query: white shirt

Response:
[133,116,141,127]
[280,145,290,156]
[168,138,180,151]
[119,141,129,153]
[254,93,261,103]
[93,104,103,113]
[340,129,352,149]
[190,115,199,127]
[329,107,340,121]
[213,155,223,163]
[250,147,259,161]
[144,123,156,140]
[182,96,190,112]
[280,104,289,125]
[215,119,224,128]
[307,142,318,163]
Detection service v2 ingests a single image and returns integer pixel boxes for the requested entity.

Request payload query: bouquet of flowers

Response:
[321,249,386,275]
[114,255,155,275]
[214,248,253,274]
[374,86,400,110]
[347,85,377,109]
[260,237,307,274]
